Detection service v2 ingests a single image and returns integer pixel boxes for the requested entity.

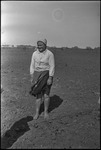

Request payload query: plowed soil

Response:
[1,47,100,149]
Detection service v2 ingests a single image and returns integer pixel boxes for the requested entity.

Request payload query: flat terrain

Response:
[1,47,100,149]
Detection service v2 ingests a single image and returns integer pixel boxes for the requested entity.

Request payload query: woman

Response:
[30,39,55,120]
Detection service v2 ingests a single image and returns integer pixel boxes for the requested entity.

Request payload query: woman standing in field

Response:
[30,39,55,120]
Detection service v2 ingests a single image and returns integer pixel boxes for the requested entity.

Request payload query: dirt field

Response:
[1,47,100,149]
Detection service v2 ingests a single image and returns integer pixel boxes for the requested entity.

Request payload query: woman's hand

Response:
[47,76,53,85]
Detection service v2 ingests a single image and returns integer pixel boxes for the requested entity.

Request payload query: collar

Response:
[37,49,47,54]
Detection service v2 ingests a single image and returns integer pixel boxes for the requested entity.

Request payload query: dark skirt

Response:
[29,70,52,98]
[36,84,52,99]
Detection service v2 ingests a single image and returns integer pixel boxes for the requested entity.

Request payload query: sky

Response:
[1,1,100,48]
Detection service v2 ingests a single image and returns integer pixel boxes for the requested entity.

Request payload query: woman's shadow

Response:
[39,94,63,114]
[1,116,33,149]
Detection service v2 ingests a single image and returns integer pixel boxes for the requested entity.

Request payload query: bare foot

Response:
[44,112,49,120]
[33,114,39,120]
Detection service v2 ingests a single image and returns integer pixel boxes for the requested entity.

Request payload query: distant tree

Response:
[61,47,69,50]
[2,45,10,48]
[72,46,79,49]
[17,45,26,49]
[86,46,93,50]
[94,47,100,50]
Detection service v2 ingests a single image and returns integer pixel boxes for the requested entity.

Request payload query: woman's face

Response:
[37,41,46,52]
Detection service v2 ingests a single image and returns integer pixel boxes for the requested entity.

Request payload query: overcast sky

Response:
[1,1,100,48]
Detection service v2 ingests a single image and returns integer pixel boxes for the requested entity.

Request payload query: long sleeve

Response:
[49,52,55,77]
[30,53,35,75]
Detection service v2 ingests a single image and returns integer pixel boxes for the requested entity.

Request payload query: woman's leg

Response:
[34,98,42,120]
[44,94,50,119]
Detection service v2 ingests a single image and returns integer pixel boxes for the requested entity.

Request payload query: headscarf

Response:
[37,39,47,45]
